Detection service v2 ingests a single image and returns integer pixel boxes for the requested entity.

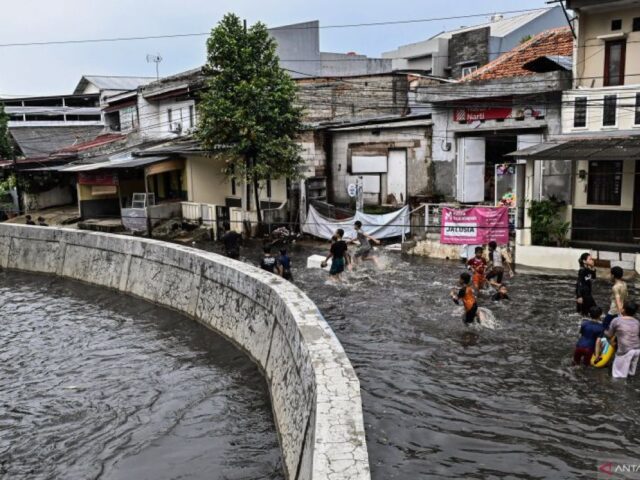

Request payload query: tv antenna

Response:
[146,53,162,79]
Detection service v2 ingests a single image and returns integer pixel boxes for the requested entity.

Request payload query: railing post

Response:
[424,204,429,236]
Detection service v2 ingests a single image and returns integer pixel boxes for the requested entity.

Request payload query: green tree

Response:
[197,13,303,225]
[0,103,13,160]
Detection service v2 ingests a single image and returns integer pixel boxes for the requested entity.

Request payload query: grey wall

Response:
[429,92,564,200]
[329,126,432,205]
[449,27,490,79]
[270,21,322,78]
[0,225,370,480]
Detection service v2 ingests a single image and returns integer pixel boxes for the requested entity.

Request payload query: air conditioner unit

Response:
[170,122,182,133]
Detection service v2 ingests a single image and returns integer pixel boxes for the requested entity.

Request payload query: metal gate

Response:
[216,205,230,239]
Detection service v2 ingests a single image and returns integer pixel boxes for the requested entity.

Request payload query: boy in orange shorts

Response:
[451,272,479,324]
[467,246,487,290]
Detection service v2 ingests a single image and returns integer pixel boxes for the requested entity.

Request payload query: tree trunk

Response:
[253,174,262,225]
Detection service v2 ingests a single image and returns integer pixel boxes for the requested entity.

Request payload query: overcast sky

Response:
[0,0,552,96]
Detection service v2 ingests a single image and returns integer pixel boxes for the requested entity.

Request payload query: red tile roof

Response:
[461,27,573,82]
[57,133,125,154]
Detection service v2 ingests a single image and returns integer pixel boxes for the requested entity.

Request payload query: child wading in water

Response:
[576,252,597,316]
[467,246,487,291]
[573,306,605,366]
[321,229,349,282]
[486,241,513,287]
[352,220,381,268]
[451,272,479,325]
[605,301,640,379]
[278,248,293,281]
[603,266,627,330]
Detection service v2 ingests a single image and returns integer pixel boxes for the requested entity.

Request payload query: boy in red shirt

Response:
[467,246,487,291]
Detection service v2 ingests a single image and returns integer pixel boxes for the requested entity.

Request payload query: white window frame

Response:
[461,65,478,77]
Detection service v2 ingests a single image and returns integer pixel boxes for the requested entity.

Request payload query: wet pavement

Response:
[0,271,282,480]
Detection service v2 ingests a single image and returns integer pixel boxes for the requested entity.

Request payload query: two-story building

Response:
[514,0,640,271]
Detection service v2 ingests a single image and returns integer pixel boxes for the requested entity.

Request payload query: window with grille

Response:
[603,95,617,127]
[574,97,587,127]
[587,160,622,205]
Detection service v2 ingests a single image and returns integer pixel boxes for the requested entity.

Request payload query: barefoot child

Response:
[486,241,513,287]
[603,266,628,331]
[492,284,510,301]
[451,272,479,325]
[467,246,487,291]
[352,220,381,268]
[278,248,293,281]
[605,301,640,379]
[573,306,604,366]
[321,229,349,282]
[259,246,282,276]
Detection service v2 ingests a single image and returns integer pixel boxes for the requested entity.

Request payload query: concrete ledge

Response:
[0,225,370,480]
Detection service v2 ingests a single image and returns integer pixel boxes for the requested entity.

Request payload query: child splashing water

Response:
[451,272,480,325]
[352,220,381,269]
[467,246,488,291]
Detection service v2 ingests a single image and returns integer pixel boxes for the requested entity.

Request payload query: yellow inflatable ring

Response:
[591,337,615,368]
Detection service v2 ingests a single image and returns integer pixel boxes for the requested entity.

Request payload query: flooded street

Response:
[227,240,640,479]
[0,271,282,480]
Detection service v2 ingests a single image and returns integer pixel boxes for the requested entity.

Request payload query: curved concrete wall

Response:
[0,225,370,480]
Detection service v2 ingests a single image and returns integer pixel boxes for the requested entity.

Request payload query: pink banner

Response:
[440,207,509,245]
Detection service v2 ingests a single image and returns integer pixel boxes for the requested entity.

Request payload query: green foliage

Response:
[0,103,13,160]
[528,198,570,247]
[520,34,533,44]
[0,174,16,193]
[197,14,304,222]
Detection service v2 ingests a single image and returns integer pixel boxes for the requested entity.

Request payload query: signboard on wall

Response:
[440,207,509,245]
[78,173,119,186]
[351,155,388,173]
[454,106,546,123]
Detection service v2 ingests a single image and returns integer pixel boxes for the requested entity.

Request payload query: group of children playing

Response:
[259,245,293,280]
[572,253,640,379]
[320,221,381,282]
[450,241,513,324]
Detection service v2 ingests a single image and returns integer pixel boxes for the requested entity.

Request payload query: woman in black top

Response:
[576,252,597,315]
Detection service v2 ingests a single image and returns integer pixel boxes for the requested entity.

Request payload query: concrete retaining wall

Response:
[0,224,370,480]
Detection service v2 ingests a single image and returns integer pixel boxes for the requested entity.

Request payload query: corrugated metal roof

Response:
[435,8,553,39]
[9,126,104,157]
[61,154,169,172]
[509,136,640,160]
[73,75,156,94]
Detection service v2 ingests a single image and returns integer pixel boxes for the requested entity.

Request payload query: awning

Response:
[60,154,169,172]
[144,158,185,176]
[508,137,640,161]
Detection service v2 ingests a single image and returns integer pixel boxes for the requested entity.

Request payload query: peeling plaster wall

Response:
[0,225,370,480]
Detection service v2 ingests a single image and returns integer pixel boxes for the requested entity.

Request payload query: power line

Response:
[0,8,552,49]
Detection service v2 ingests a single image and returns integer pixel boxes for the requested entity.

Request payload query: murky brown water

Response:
[208,239,640,480]
[0,271,283,480]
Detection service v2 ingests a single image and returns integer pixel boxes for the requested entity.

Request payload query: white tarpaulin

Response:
[302,205,409,240]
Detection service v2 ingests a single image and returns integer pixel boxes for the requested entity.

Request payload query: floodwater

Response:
[222,240,640,480]
[0,271,283,480]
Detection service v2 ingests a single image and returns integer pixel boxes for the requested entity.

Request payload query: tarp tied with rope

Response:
[302,205,409,240]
